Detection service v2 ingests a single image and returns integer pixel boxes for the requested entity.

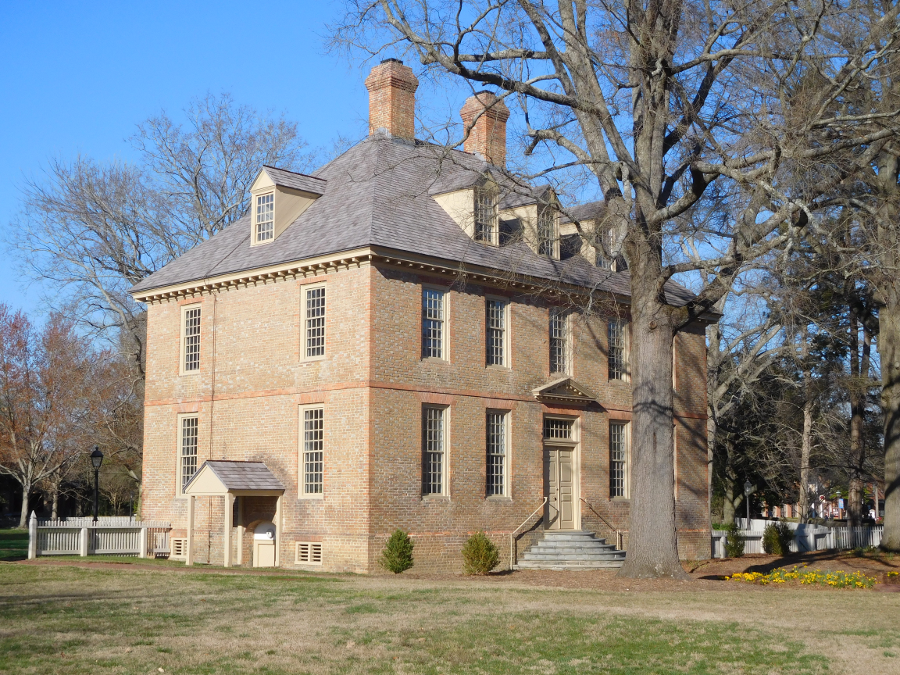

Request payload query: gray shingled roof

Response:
[193,461,285,492]
[131,136,695,307]
[262,166,326,195]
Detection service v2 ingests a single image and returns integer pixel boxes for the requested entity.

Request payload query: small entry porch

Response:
[182,460,285,568]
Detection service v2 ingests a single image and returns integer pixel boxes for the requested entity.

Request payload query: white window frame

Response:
[486,410,510,498]
[537,205,559,259]
[422,286,448,361]
[299,405,324,499]
[474,186,499,245]
[673,423,679,501]
[179,304,202,376]
[422,405,449,497]
[301,283,326,361]
[176,414,199,497]
[608,319,630,382]
[609,421,630,499]
[485,297,509,368]
[549,308,571,375]
[253,192,275,245]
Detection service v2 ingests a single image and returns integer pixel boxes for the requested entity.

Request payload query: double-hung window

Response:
[486,299,507,367]
[301,407,324,496]
[179,415,199,494]
[537,205,556,258]
[182,305,201,373]
[422,288,446,359]
[608,320,628,380]
[256,193,274,242]
[474,187,498,244]
[486,411,508,497]
[549,309,569,374]
[423,406,447,495]
[304,286,326,358]
[610,422,629,498]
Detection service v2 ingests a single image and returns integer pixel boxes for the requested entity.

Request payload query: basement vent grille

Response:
[295,542,323,565]
[170,538,188,559]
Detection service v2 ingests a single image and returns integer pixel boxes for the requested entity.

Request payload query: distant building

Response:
[131,60,711,572]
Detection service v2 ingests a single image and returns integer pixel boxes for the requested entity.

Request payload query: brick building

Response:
[131,59,712,573]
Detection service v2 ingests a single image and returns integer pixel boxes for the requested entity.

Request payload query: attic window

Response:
[256,193,274,242]
[474,187,498,244]
[537,205,557,258]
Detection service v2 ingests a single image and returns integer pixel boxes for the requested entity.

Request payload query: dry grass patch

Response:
[1,563,899,674]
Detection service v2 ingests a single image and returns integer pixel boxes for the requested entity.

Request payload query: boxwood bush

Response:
[461,531,500,575]
[380,529,414,574]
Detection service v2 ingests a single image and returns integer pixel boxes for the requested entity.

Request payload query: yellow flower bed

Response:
[726,565,876,588]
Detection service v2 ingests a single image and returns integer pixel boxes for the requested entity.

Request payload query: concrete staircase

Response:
[514,530,626,570]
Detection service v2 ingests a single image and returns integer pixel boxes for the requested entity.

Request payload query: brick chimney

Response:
[365,58,419,140]
[460,91,510,167]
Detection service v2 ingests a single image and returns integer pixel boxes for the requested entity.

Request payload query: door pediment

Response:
[532,377,598,407]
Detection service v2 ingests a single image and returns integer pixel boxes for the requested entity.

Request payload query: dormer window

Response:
[474,187,498,244]
[537,205,558,258]
[256,193,274,242]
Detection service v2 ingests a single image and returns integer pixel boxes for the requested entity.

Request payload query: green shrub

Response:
[762,522,794,556]
[724,522,745,558]
[380,529,414,574]
[461,531,500,575]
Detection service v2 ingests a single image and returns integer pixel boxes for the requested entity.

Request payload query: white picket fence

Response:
[711,521,884,558]
[27,513,171,559]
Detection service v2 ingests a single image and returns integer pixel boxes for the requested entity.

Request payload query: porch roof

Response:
[183,461,285,496]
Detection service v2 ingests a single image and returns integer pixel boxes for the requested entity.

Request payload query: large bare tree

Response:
[334,0,900,575]
[9,94,314,377]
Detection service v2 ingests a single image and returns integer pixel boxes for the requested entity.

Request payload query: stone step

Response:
[522,552,626,562]
[514,529,626,570]
[529,543,618,553]
[514,560,624,570]
[540,531,603,541]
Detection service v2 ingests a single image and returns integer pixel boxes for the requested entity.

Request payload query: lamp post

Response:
[744,480,753,525]
[90,447,104,523]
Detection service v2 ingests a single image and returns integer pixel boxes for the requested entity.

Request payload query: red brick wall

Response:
[141,259,711,572]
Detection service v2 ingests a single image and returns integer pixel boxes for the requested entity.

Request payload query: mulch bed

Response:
[12,549,900,592]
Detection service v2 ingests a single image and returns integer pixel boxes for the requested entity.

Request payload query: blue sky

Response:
[0,1,404,316]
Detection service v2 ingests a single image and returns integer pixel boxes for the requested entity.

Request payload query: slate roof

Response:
[131,136,695,308]
[191,460,285,492]
[261,165,326,195]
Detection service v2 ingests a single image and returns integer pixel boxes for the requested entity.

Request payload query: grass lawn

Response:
[0,530,27,561]
[1,563,899,674]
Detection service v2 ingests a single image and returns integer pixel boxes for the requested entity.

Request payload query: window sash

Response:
[305,287,326,358]
[423,407,445,495]
[486,412,506,496]
[180,416,199,492]
[610,422,627,497]
[608,320,627,380]
[422,289,445,359]
[256,193,274,241]
[549,310,567,374]
[486,300,506,366]
[183,307,201,372]
[474,188,497,243]
[543,417,574,441]
[537,206,555,257]
[302,408,324,494]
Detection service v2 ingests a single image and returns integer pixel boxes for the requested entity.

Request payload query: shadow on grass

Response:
[0,529,28,562]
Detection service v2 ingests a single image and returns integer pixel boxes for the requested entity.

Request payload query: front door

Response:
[545,447,576,530]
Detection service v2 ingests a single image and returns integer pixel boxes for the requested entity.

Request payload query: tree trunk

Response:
[18,488,30,529]
[617,289,686,578]
[799,330,812,524]
[51,488,59,520]
[881,299,900,550]
[848,309,866,528]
